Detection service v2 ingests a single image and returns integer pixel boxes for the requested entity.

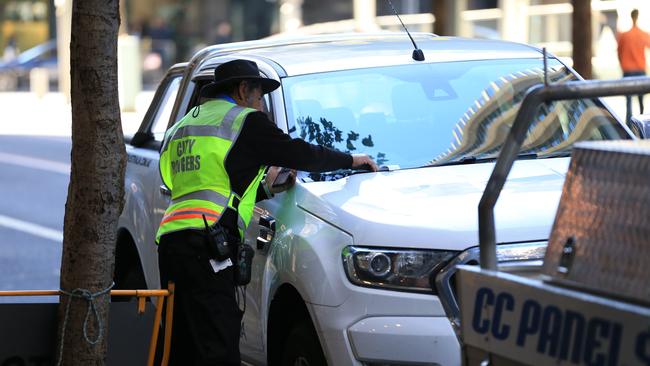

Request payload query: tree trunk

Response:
[572,0,592,79]
[433,0,448,36]
[56,0,125,364]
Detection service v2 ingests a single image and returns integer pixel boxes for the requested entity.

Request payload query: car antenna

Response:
[385,0,425,61]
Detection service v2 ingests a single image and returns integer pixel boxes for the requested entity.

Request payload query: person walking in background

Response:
[3,34,18,62]
[211,21,232,45]
[618,9,650,123]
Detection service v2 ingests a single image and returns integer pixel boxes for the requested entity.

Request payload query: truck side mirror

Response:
[629,114,650,139]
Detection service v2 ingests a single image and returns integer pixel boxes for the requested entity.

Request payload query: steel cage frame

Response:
[478,76,650,270]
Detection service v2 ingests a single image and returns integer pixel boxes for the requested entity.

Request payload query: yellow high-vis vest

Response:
[156,99,266,242]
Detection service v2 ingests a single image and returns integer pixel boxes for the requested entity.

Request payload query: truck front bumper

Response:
[310,289,461,366]
[348,316,460,365]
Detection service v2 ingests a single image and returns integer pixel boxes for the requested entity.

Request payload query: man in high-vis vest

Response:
[157,59,377,365]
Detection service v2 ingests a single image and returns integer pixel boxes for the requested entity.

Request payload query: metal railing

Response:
[0,283,175,366]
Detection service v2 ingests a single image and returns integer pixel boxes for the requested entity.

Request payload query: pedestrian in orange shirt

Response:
[618,9,650,123]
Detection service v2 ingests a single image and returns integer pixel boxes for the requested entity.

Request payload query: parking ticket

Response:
[209,258,232,273]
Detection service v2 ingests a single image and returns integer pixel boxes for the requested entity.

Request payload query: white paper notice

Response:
[209,258,233,273]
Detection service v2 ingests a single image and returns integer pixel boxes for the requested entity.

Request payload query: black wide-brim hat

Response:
[201,59,280,98]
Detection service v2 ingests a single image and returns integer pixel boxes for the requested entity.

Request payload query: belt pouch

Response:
[202,215,231,261]
[234,244,255,286]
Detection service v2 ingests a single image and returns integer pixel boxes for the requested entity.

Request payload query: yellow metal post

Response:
[146,295,165,366]
[161,282,175,366]
[0,287,173,366]
[138,296,146,314]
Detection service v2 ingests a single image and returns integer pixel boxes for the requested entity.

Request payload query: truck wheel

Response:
[113,234,147,302]
[281,321,327,366]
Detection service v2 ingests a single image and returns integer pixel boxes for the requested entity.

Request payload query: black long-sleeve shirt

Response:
[221,111,352,233]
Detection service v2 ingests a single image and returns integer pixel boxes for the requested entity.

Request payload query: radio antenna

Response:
[386,0,425,61]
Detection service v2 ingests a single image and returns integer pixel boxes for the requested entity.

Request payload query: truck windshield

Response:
[282,58,629,181]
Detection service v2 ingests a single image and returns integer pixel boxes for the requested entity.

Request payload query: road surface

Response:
[0,135,69,302]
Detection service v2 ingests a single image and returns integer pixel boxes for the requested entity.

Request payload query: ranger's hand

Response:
[266,166,297,194]
[351,154,378,172]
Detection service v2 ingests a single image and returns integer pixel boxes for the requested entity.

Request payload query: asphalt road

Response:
[0,135,70,302]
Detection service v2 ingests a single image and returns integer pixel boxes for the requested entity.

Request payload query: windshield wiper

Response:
[431,153,538,167]
[349,165,390,175]
[538,151,572,159]
[312,165,390,182]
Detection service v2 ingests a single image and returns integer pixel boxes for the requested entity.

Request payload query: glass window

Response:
[4,1,48,21]
[468,0,498,9]
[471,19,500,39]
[283,58,628,181]
[152,76,181,140]
[528,13,571,44]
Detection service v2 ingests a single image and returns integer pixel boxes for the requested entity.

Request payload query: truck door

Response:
[240,203,275,362]
[130,67,184,289]
[148,73,183,231]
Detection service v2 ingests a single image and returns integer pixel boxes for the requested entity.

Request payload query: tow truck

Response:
[455,74,650,365]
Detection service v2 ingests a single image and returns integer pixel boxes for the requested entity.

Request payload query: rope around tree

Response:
[56,282,115,366]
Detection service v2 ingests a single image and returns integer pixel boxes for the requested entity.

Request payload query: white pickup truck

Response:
[116,33,633,365]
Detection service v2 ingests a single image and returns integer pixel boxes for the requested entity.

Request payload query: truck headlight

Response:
[342,246,458,293]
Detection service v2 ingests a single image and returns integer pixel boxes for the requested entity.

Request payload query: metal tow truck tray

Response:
[458,266,650,366]
[543,140,650,305]
[458,77,650,366]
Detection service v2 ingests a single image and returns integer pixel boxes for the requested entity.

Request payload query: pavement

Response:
[603,94,650,124]
[0,91,155,137]
[0,135,69,302]
[0,91,153,302]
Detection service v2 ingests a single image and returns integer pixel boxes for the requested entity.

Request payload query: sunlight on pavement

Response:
[601,95,648,123]
[0,151,70,174]
[0,214,63,243]
[0,91,154,137]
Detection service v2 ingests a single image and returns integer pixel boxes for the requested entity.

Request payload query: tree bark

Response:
[433,0,448,36]
[572,0,592,79]
[56,0,125,364]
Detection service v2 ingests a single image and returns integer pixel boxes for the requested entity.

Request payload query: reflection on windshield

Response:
[297,116,387,181]
[429,66,620,165]
[283,59,628,181]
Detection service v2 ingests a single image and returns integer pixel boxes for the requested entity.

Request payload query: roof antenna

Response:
[385,0,425,61]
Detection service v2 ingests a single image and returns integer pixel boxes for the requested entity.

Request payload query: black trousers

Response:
[624,71,646,123]
[158,229,242,366]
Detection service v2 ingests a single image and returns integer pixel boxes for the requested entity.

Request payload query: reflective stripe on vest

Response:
[171,189,230,207]
[156,100,265,242]
[160,207,221,225]
[169,190,247,230]
[160,106,245,155]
